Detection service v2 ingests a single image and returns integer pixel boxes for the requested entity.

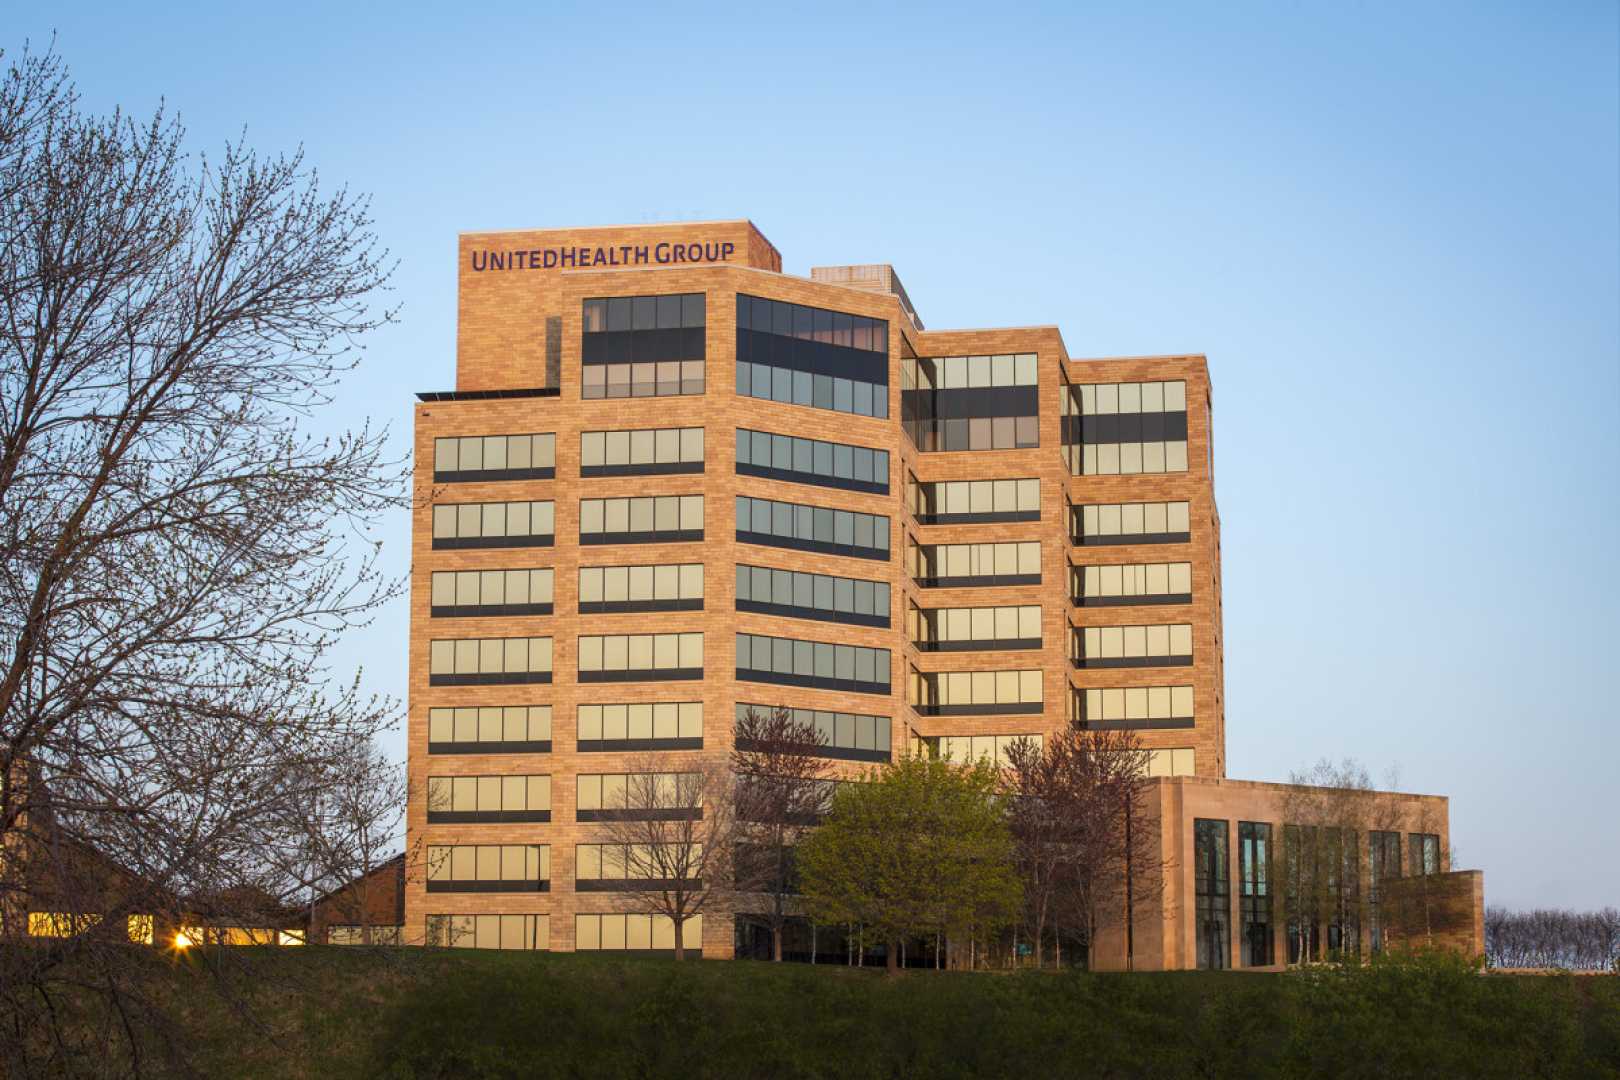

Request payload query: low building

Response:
[309,853,407,945]
[1093,776,1468,971]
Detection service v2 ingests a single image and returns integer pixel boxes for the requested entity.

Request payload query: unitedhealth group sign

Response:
[469,240,738,272]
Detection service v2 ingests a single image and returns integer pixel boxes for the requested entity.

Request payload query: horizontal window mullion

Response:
[911,701,1045,717]
[736,668,889,696]
[577,808,702,823]
[431,603,554,618]
[915,511,1040,526]
[1074,532,1191,547]
[432,535,554,551]
[1075,717,1195,731]
[737,531,888,562]
[736,461,887,496]
[914,638,1041,653]
[578,668,704,683]
[1071,655,1194,669]
[575,878,701,893]
[735,599,889,629]
[426,811,552,824]
[914,574,1040,589]
[425,881,549,894]
[580,530,703,546]
[1072,594,1192,608]
[434,467,555,484]
[427,740,552,755]
[579,599,703,615]
[577,737,703,753]
[580,461,703,478]
[429,672,553,687]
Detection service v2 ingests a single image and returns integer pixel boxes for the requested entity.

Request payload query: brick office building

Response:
[405,219,1475,968]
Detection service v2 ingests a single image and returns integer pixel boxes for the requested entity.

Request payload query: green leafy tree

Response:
[797,753,1021,972]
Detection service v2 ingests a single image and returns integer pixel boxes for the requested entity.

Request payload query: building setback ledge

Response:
[417,387,560,402]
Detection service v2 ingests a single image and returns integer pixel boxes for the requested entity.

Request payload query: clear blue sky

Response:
[17,2,1616,909]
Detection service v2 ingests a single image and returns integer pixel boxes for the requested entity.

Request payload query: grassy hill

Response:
[44,947,1620,1078]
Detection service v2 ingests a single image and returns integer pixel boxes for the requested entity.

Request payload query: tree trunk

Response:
[673,916,685,961]
[1125,796,1136,972]
[886,939,899,974]
[772,926,782,962]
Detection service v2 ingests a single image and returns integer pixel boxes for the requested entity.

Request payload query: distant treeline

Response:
[1485,907,1620,971]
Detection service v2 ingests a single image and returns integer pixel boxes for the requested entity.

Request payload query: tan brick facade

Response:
[407,220,1229,958]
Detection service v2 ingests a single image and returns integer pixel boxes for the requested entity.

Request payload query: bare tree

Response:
[0,41,403,1073]
[1002,733,1076,968]
[731,705,832,961]
[592,754,737,961]
[1000,727,1166,970]
[271,734,413,946]
[1277,759,1403,963]
[1485,906,1620,971]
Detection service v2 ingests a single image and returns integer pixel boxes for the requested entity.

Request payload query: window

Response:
[579,495,703,544]
[327,925,403,946]
[425,845,549,892]
[1285,825,1361,961]
[1072,563,1192,606]
[900,354,1039,452]
[1072,501,1191,546]
[173,926,305,947]
[1072,624,1193,668]
[1239,822,1273,966]
[581,293,705,399]
[27,912,101,937]
[1146,748,1196,776]
[1075,686,1194,730]
[426,775,550,823]
[577,702,703,752]
[575,773,703,821]
[908,540,1040,587]
[908,668,1042,715]
[733,703,891,763]
[735,429,889,495]
[429,637,552,686]
[735,564,890,628]
[922,733,1044,766]
[736,633,891,696]
[580,427,704,477]
[908,477,1039,525]
[1409,833,1440,876]
[430,569,554,617]
[433,433,555,482]
[1071,381,1189,475]
[575,844,702,891]
[1369,830,1401,953]
[425,914,548,950]
[431,501,555,550]
[574,913,702,953]
[735,294,888,419]
[577,633,703,682]
[910,604,1040,651]
[579,564,703,614]
[735,496,890,562]
[428,705,552,754]
[1195,819,1230,970]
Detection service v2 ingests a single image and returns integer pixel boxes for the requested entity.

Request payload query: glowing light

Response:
[173,928,196,950]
